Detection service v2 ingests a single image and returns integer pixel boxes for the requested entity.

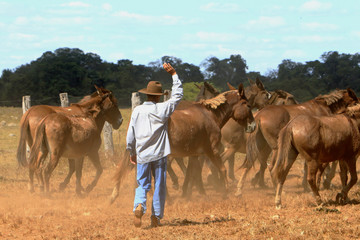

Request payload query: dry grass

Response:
[1,106,360,239]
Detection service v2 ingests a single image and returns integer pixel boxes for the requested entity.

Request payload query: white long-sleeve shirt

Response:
[126,74,183,164]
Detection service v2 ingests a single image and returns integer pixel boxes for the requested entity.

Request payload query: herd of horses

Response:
[15,79,360,209]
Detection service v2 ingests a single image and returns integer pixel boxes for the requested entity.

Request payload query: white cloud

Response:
[200,3,241,13]
[351,31,360,39]
[184,32,243,42]
[283,35,342,43]
[300,1,332,12]
[61,2,90,8]
[247,16,285,29]
[10,33,36,41]
[102,3,112,11]
[113,11,181,25]
[282,49,306,59]
[133,47,154,55]
[302,22,338,31]
[14,17,28,25]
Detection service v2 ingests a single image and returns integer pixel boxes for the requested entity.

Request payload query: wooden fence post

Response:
[103,122,114,159]
[163,90,171,101]
[22,95,31,153]
[59,93,69,107]
[22,96,31,114]
[131,92,141,111]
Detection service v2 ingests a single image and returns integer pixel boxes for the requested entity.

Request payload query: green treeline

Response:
[0,47,359,107]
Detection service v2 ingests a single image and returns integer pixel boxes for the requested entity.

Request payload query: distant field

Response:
[1,106,360,239]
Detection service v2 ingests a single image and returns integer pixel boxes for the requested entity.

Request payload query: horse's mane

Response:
[346,104,360,117]
[199,90,235,109]
[315,89,345,106]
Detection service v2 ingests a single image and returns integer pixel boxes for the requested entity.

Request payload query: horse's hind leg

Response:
[75,158,85,195]
[43,153,61,195]
[85,153,103,193]
[251,147,271,188]
[190,156,206,195]
[167,157,180,190]
[306,160,322,205]
[59,158,76,191]
[235,156,251,197]
[323,161,338,189]
[175,157,187,175]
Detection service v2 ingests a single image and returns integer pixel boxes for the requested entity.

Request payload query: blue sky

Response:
[0,0,359,75]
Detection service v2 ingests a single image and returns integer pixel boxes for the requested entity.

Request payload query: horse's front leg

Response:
[85,152,103,193]
[336,159,357,205]
[59,158,76,191]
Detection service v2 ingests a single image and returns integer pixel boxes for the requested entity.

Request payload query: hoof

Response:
[59,182,67,191]
[234,189,242,198]
[275,204,282,210]
[172,183,179,190]
[336,193,347,205]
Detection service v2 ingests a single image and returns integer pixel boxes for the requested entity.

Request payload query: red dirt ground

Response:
[1,107,360,239]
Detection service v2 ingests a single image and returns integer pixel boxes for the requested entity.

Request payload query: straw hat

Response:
[138,81,168,96]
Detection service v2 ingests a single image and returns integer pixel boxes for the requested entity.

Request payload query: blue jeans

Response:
[133,157,167,219]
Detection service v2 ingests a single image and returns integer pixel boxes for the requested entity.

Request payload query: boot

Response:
[134,204,144,228]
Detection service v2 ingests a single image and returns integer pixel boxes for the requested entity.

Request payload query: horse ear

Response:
[347,88,358,102]
[94,85,104,96]
[248,78,255,85]
[255,77,265,90]
[227,82,236,90]
[194,83,201,89]
[238,83,245,98]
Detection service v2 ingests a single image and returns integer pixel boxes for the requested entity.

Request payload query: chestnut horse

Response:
[220,82,297,182]
[271,104,360,208]
[109,84,255,203]
[235,88,359,197]
[28,86,123,195]
[17,86,123,195]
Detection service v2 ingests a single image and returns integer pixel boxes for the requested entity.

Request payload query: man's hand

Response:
[163,63,176,76]
[130,154,137,165]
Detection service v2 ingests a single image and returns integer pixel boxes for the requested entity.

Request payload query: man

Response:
[126,63,183,228]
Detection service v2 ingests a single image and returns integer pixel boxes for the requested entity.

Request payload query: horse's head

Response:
[195,82,220,101]
[228,78,270,110]
[227,83,255,133]
[95,85,123,130]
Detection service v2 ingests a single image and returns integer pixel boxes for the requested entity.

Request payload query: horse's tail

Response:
[109,150,134,205]
[245,119,263,167]
[271,124,294,182]
[16,111,31,167]
[28,119,47,171]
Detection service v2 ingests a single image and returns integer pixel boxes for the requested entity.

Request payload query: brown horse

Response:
[168,79,269,190]
[221,82,296,182]
[271,104,360,208]
[17,87,123,195]
[110,84,255,203]
[28,86,123,195]
[235,88,359,197]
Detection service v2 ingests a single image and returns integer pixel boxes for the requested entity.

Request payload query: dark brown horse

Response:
[235,88,358,197]
[17,87,123,194]
[28,86,122,195]
[110,84,255,203]
[271,104,360,208]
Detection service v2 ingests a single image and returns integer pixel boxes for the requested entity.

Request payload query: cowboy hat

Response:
[138,81,168,96]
